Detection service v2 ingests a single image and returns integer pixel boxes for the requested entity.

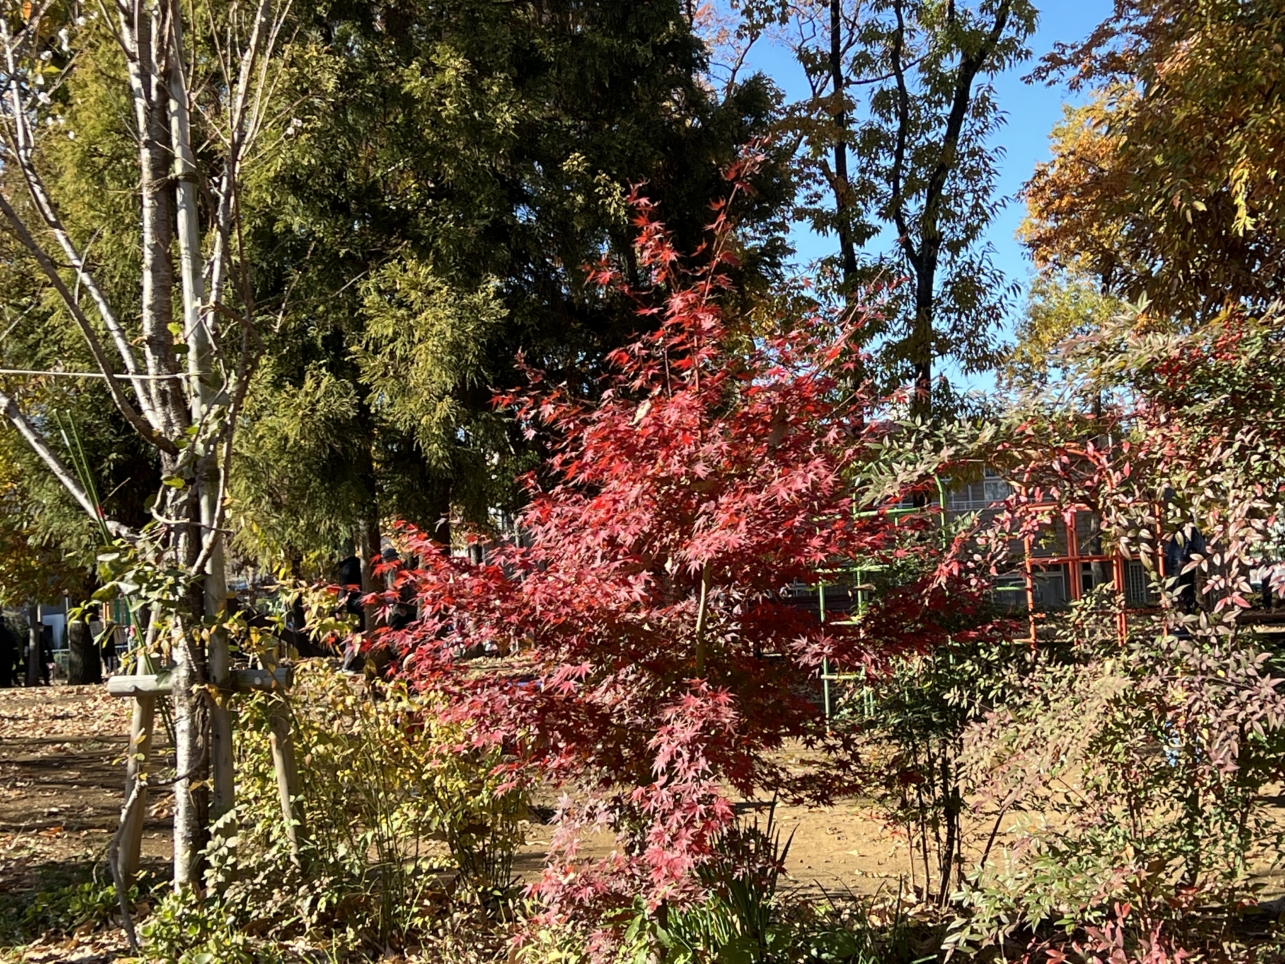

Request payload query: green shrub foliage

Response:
[199,661,526,951]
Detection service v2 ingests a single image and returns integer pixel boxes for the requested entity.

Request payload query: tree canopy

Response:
[1024,0,1285,321]
[0,1,794,584]
[737,0,1035,418]
[227,0,794,570]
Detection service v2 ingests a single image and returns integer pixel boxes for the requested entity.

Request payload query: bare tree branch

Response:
[0,20,156,411]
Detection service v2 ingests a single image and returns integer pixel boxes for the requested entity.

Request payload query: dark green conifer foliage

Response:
[232,0,791,567]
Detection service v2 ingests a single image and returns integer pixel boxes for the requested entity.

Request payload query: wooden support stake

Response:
[267,697,305,866]
[117,694,155,882]
[106,665,293,697]
[108,666,296,885]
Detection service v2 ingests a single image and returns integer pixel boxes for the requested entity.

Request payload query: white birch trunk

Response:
[168,9,235,825]
[0,0,289,892]
[131,4,207,888]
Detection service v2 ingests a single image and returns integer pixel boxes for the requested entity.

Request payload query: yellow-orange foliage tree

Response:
[1023,0,1285,322]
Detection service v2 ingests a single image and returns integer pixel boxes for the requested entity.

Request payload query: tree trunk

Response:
[937,751,961,905]
[268,697,305,866]
[910,277,934,423]
[128,10,184,440]
[170,626,208,888]
[886,0,1011,430]
[126,2,206,887]
[830,0,858,291]
[67,613,101,686]
[358,515,381,632]
[0,0,283,895]
[169,8,234,825]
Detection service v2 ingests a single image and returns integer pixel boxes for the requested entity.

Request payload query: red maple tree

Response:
[366,163,980,939]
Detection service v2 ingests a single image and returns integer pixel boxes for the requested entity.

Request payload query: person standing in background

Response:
[38,622,53,685]
[0,620,16,687]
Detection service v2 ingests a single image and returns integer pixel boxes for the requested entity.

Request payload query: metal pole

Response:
[819,582,831,721]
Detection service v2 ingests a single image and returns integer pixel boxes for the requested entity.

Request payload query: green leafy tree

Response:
[1004,269,1126,390]
[740,0,1036,418]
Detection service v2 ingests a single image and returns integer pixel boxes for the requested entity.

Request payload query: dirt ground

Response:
[0,685,912,901]
[516,785,918,898]
[0,687,168,962]
[0,685,174,864]
[2,682,1282,961]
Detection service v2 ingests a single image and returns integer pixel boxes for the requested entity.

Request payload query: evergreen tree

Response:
[228,0,792,571]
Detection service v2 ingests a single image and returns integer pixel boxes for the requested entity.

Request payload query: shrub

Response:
[624,803,794,964]
[139,889,284,964]
[943,309,1285,959]
[838,631,1031,906]
[948,598,1285,958]
[195,661,526,952]
[0,877,127,947]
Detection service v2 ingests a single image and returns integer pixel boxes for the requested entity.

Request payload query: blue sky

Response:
[728,1,1115,386]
